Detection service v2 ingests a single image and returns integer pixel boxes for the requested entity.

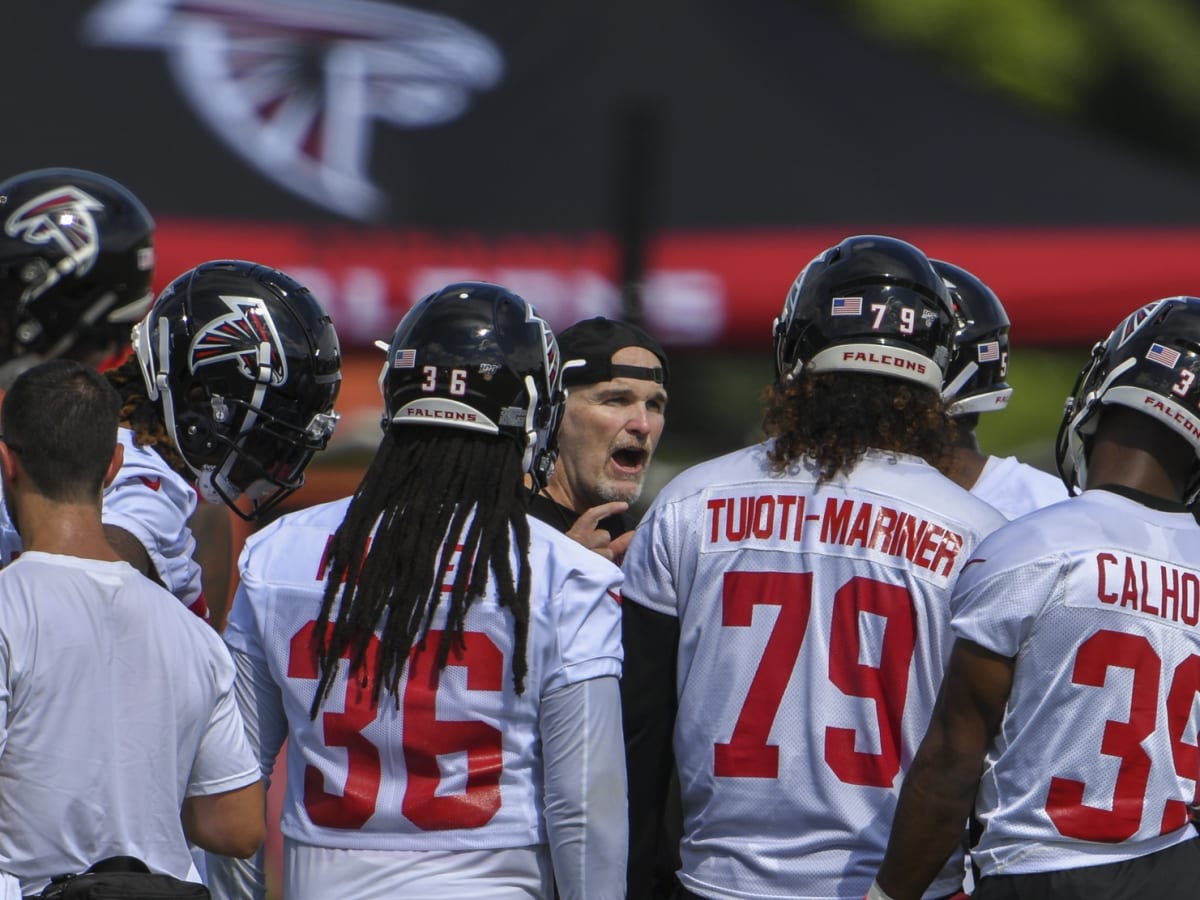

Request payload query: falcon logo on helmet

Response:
[188,294,289,385]
[4,186,103,299]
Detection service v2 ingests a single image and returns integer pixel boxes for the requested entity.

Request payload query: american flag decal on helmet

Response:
[189,294,289,385]
[1146,342,1181,368]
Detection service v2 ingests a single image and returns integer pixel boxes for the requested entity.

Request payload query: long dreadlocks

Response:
[310,427,533,718]
[105,354,190,478]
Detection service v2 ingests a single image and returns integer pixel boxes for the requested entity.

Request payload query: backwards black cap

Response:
[557,317,670,388]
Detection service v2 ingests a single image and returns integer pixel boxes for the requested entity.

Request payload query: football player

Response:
[0,166,156,566]
[208,283,627,900]
[934,259,1066,518]
[872,297,1200,899]
[621,235,1006,899]
[0,167,155,385]
[103,259,341,625]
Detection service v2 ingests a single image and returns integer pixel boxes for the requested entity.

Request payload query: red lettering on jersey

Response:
[821,498,854,545]
[138,476,162,491]
[1183,574,1200,626]
[706,499,723,543]
[913,523,945,569]
[1163,569,1200,626]
[777,495,798,540]
[1097,552,1118,603]
[1120,557,1143,609]
[316,534,336,581]
[751,496,775,540]
[700,493,959,574]
[845,502,873,548]
[1097,554,1200,627]
[887,512,927,562]
[726,497,752,541]
[868,505,898,553]
[928,529,963,577]
[706,494,807,544]
[315,533,373,582]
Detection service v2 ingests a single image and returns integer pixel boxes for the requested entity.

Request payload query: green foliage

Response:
[829,0,1200,162]
[845,0,1093,110]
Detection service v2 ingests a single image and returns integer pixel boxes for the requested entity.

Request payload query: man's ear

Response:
[103,442,125,490]
[0,441,18,486]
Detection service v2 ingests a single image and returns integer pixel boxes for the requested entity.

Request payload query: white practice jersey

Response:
[952,488,1200,878]
[221,498,623,896]
[102,428,206,618]
[0,552,259,894]
[623,444,1006,900]
[970,455,1068,520]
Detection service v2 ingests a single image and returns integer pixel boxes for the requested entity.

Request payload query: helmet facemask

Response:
[133,259,341,520]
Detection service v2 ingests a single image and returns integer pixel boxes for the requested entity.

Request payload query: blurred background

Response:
[10,0,1200,892]
[11,0,1200,512]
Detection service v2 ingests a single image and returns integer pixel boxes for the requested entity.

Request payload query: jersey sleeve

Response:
[102,465,199,601]
[541,676,628,900]
[186,636,264,797]
[951,528,1068,658]
[621,499,681,618]
[541,554,623,695]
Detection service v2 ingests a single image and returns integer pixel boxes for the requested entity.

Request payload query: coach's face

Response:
[550,346,667,511]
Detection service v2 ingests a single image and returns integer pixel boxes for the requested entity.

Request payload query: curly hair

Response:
[763,371,956,481]
[309,427,533,717]
[104,354,190,478]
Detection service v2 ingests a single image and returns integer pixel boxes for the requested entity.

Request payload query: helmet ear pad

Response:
[172,410,221,463]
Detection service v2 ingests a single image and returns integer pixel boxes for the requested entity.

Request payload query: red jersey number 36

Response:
[288,621,504,830]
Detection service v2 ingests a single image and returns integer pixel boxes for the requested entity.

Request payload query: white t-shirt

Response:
[970,455,1068,520]
[102,428,206,617]
[0,552,260,894]
[219,498,624,899]
[952,488,1200,877]
[622,444,1007,900]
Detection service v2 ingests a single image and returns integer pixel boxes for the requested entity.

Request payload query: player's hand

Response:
[609,529,634,567]
[565,501,629,562]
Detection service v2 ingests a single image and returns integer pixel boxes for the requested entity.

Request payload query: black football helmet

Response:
[133,260,341,519]
[1056,297,1200,501]
[773,235,957,391]
[933,260,1014,416]
[381,281,563,490]
[0,167,154,380]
